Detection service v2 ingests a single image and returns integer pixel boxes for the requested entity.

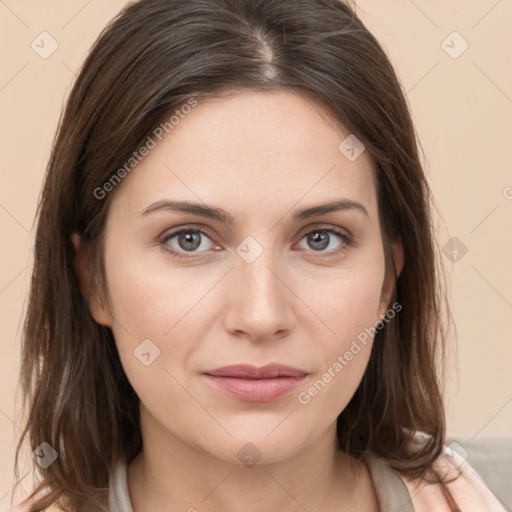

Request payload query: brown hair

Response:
[14,0,454,510]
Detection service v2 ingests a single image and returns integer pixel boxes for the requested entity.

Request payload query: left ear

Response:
[378,237,404,318]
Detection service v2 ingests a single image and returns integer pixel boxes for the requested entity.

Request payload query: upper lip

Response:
[203,364,308,379]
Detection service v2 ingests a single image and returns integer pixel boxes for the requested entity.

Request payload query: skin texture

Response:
[75,90,404,511]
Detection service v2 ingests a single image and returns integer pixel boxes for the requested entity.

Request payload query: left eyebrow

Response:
[138,198,370,223]
[290,198,369,221]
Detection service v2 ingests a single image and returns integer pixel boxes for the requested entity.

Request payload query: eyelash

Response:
[159,225,353,260]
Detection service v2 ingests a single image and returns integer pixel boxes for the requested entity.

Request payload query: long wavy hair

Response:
[14,0,454,510]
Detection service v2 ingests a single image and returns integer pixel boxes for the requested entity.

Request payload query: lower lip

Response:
[203,374,307,402]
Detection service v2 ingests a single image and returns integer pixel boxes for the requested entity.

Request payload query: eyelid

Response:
[159,225,219,251]
[159,222,354,259]
[160,223,351,243]
[295,222,352,240]
[293,224,354,256]
[159,222,216,238]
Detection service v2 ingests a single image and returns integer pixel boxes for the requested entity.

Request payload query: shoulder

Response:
[397,446,507,512]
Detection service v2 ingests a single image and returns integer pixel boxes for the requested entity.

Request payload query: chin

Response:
[196,432,311,468]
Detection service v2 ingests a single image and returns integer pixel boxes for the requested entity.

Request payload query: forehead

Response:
[110,90,378,222]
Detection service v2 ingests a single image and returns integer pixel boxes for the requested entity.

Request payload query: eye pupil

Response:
[178,231,201,251]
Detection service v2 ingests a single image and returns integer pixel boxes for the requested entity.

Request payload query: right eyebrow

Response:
[139,200,235,224]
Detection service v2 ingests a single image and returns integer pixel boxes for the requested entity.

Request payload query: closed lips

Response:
[203,364,308,379]
[203,364,308,402]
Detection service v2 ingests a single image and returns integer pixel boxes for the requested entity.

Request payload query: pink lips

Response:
[203,364,308,402]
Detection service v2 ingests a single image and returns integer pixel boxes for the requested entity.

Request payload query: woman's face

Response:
[85,90,402,465]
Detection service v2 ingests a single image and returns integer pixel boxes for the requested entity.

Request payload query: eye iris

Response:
[178,231,201,251]
[308,231,329,251]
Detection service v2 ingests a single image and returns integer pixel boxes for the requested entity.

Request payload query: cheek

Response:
[295,250,385,407]
[102,244,220,378]
[104,243,207,335]
[304,249,386,347]
[334,270,383,342]
[102,255,200,419]
[296,282,381,423]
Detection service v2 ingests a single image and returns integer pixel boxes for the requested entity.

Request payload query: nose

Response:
[223,248,294,343]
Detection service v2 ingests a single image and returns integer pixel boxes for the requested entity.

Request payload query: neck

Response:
[127,407,378,512]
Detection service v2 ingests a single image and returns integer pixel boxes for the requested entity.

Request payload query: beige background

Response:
[1,0,511,506]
